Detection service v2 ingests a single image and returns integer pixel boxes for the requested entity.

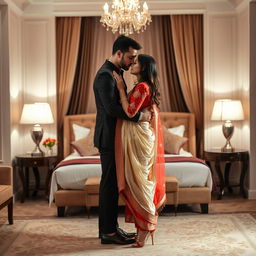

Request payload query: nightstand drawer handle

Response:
[34,161,37,165]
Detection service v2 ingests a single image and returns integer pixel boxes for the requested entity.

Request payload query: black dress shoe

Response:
[101,233,136,245]
[116,227,136,239]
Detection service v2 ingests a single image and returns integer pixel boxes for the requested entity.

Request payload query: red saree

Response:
[115,82,166,232]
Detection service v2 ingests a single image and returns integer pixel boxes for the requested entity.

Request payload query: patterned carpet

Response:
[1,214,256,256]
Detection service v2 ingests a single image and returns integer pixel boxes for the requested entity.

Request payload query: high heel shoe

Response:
[150,231,154,245]
[132,230,154,247]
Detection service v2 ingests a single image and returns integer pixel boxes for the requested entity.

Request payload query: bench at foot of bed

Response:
[54,179,210,217]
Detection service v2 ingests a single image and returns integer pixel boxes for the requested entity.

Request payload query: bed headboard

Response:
[159,112,196,157]
[63,112,196,158]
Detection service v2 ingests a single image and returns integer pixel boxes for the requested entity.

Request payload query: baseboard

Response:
[13,191,21,203]
[247,189,256,199]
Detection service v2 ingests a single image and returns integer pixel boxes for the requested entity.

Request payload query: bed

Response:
[50,112,212,216]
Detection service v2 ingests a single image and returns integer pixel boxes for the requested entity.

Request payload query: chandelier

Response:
[100,0,152,36]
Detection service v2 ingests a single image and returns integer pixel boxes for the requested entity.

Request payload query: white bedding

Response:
[49,151,212,204]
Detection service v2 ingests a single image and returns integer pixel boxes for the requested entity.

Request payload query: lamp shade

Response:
[211,99,244,121]
[20,103,54,124]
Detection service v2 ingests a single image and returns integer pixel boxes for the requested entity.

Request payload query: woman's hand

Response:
[113,71,125,91]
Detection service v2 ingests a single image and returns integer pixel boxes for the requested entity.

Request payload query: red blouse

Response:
[127,82,151,116]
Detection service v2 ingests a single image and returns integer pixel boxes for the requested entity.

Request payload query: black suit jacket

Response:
[93,60,140,150]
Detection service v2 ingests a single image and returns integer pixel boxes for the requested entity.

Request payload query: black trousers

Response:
[99,148,119,234]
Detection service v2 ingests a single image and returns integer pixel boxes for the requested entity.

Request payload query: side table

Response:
[204,149,249,199]
[15,154,58,203]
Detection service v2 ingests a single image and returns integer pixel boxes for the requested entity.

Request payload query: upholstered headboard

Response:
[63,112,196,158]
[159,112,196,156]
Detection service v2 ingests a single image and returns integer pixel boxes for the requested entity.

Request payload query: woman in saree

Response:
[113,54,166,247]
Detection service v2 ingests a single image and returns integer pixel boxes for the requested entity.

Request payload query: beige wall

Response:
[8,14,57,157]
[204,13,239,150]
[0,5,11,165]
[236,5,252,196]
[9,8,23,158]
[20,16,57,155]
[237,6,250,151]
[249,1,256,199]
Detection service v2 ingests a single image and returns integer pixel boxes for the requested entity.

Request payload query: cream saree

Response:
[115,106,166,231]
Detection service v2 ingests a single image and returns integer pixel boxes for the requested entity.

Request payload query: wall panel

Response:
[21,17,56,154]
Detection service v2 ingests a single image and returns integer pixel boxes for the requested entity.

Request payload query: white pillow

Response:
[168,125,185,137]
[179,148,193,157]
[72,123,90,141]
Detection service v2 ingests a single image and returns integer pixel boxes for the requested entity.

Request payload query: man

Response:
[93,35,151,245]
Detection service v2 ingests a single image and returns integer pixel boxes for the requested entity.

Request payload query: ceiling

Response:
[1,0,249,15]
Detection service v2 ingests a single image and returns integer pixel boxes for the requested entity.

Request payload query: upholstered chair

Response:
[0,165,13,224]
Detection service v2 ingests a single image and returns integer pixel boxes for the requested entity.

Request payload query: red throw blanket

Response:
[55,156,207,169]
[164,156,207,166]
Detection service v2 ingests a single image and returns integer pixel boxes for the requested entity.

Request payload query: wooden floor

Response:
[210,192,256,216]
[1,189,256,223]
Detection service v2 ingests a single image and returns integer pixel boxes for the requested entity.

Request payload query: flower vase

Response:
[47,147,53,156]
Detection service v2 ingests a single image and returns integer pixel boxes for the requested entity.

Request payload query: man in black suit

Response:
[93,35,151,245]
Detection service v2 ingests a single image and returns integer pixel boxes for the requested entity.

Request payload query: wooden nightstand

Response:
[204,149,249,200]
[15,154,58,203]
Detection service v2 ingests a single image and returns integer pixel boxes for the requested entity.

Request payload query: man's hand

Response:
[139,107,152,122]
[113,71,125,91]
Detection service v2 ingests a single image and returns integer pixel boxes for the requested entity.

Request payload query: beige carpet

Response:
[1,214,256,256]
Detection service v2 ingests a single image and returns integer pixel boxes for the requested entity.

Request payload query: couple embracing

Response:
[93,35,166,247]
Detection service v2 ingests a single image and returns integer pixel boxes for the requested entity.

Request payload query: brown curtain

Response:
[161,16,189,112]
[123,15,188,112]
[67,17,96,115]
[66,16,187,114]
[171,15,204,156]
[56,17,81,159]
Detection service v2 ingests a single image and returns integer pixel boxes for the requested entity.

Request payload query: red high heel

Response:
[132,230,154,247]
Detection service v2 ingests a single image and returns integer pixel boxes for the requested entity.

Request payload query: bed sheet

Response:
[49,152,212,204]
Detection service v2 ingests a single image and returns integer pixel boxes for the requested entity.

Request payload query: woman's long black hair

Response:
[137,54,161,107]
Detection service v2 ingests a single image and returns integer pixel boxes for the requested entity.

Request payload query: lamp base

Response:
[30,124,45,157]
[31,152,44,157]
[221,141,234,152]
[31,145,44,157]
[222,121,235,152]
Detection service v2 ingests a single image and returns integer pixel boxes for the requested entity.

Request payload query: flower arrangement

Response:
[42,138,57,149]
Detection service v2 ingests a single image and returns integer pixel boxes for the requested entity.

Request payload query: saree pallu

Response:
[115,107,166,231]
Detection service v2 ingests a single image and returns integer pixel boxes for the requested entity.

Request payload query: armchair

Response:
[0,166,13,224]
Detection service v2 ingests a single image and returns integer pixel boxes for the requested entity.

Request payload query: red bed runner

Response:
[164,156,206,165]
[55,156,206,169]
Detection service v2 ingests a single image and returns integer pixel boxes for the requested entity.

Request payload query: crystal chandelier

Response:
[100,0,152,36]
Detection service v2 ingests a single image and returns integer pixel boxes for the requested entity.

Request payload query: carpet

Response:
[1,214,256,256]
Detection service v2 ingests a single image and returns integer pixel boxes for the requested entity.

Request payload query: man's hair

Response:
[112,35,142,55]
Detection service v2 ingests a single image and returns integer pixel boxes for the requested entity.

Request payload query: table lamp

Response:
[20,103,54,156]
[211,99,244,152]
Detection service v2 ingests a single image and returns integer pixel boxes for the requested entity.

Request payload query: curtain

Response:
[171,15,204,156]
[68,17,118,114]
[68,16,187,113]
[67,17,96,115]
[57,15,202,156]
[161,16,189,112]
[124,16,188,112]
[56,17,81,159]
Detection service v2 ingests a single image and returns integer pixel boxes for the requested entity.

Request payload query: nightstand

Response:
[204,149,249,200]
[15,154,58,203]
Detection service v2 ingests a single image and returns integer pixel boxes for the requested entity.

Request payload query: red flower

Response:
[42,137,57,148]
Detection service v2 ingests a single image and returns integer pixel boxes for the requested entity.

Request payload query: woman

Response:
[113,54,166,247]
